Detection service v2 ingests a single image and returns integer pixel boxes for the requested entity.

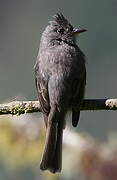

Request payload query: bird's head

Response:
[41,13,87,47]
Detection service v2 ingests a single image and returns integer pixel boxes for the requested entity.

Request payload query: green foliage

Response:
[0,116,44,168]
[0,115,117,180]
[0,116,60,180]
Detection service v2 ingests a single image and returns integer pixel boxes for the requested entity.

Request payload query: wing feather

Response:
[35,62,50,126]
[72,68,86,127]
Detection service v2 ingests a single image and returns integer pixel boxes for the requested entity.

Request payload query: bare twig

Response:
[0,99,117,115]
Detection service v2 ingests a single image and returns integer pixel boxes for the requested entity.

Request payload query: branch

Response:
[0,99,117,115]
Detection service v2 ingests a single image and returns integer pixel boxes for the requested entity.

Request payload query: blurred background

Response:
[0,0,117,179]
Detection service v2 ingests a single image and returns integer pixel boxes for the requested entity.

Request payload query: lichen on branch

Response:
[0,99,117,116]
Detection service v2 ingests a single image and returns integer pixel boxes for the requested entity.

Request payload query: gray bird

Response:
[34,13,86,173]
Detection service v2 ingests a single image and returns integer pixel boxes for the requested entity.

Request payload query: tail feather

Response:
[40,119,57,170]
[40,108,64,173]
[49,123,63,173]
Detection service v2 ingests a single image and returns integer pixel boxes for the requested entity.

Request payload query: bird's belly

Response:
[48,72,74,110]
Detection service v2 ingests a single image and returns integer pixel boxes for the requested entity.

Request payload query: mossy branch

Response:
[0,99,117,115]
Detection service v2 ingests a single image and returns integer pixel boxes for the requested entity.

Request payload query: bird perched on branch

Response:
[35,13,86,173]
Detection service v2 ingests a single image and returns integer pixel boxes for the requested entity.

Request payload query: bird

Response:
[34,13,86,173]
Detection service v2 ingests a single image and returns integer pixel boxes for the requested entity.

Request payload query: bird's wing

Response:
[34,61,50,126]
[72,67,86,127]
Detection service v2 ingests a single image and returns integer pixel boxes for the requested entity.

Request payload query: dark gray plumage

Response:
[34,13,86,173]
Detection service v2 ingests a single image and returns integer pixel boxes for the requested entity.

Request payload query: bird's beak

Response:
[73,28,87,35]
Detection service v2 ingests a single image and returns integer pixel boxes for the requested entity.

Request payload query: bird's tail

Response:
[40,108,63,173]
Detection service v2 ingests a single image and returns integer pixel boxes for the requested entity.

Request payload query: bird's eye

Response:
[70,26,73,32]
[57,28,65,34]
